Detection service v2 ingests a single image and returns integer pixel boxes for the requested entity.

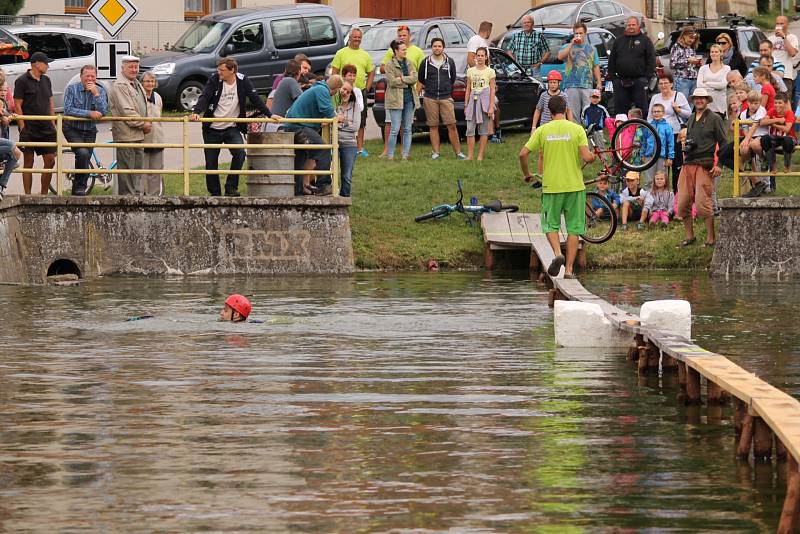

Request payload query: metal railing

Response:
[732,118,799,197]
[12,115,340,196]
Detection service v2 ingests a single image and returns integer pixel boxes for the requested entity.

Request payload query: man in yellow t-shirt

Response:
[518,95,595,279]
[331,27,375,156]
[378,25,424,157]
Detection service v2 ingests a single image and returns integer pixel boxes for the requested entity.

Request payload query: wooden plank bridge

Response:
[482,211,800,533]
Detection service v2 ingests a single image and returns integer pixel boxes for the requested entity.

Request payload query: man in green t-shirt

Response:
[378,25,425,156]
[331,27,375,156]
[519,95,595,279]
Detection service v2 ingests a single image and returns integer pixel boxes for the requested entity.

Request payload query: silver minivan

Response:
[1,26,102,111]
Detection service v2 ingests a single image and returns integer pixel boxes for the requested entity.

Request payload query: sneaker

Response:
[431,152,441,160]
[224,190,241,197]
[315,184,333,196]
[620,223,628,230]
[359,148,369,157]
[456,152,466,160]
[636,222,645,230]
[743,182,767,198]
[547,255,565,277]
[489,134,504,144]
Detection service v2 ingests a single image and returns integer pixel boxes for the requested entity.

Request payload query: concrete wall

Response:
[711,197,800,277]
[0,196,354,285]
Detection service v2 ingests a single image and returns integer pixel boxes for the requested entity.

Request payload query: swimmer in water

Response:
[220,294,252,322]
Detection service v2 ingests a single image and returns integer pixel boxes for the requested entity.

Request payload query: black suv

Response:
[655,15,766,82]
[360,17,477,68]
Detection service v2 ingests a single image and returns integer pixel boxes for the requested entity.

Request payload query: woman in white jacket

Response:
[697,45,730,117]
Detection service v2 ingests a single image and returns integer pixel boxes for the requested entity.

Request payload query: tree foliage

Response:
[0,0,24,16]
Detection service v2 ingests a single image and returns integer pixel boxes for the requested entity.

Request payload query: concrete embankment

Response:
[0,196,353,284]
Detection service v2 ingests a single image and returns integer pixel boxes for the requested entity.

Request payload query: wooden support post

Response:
[753,417,773,461]
[737,412,754,460]
[733,398,745,439]
[778,438,789,462]
[778,457,800,534]
[662,353,679,373]
[637,345,649,374]
[576,245,587,272]
[677,361,687,403]
[547,288,566,308]
[647,341,660,372]
[484,243,495,271]
[537,272,547,284]
[627,334,644,361]
[707,380,723,405]
[529,250,540,273]
[686,366,702,405]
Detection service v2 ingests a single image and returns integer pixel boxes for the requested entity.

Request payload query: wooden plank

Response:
[508,212,536,247]
[481,213,517,246]
[753,396,800,463]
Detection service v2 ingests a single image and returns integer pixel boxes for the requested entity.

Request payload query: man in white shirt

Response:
[769,15,798,100]
[467,21,492,67]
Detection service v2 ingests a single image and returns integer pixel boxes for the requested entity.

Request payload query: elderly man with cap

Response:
[676,87,727,249]
[109,54,150,195]
[13,51,57,195]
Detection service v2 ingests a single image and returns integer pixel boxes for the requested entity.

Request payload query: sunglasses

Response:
[717,40,729,45]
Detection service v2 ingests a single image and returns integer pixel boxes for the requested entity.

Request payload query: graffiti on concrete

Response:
[223,229,311,261]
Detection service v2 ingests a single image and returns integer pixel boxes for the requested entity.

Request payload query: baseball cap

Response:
[29,51,52,64]
[614,113,628,122]
[591,89,601,97]
[120,54,140,62]
[625,171,640,181]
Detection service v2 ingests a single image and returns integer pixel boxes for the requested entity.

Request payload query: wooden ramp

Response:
[482,212,800,533]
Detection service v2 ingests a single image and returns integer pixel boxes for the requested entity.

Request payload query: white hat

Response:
[690,87,713,102]
[120,54,140,62]
[614,113,628,122]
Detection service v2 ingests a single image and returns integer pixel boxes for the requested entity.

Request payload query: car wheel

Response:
[177,80,204,112]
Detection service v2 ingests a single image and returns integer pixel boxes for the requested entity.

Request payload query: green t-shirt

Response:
[331,46,374,90]
[381,45,425,70]
[525,119,587,193]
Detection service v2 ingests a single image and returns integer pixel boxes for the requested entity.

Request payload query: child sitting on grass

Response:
[620,171,653,230]
[591,174,620,219]
[648,171,674,227]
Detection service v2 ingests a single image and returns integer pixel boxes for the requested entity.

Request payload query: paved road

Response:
[4,112,383,195]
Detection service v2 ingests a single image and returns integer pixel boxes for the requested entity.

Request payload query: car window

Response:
[458,22,476,41]
[306,16,337,46]
[17,32,70,60]
[491,51,524,78]
[522,4,578,26]
[361,24,422,51]
[271,18,306,49]
[588,32,607,58]
[425,26,443,48]
[440,23,463,46]
[741,30,764,54]
[226,22,263,54]
[579,2,601,21]
[597,1,622,17]
[543,33,570,60]
[66,34,95,58]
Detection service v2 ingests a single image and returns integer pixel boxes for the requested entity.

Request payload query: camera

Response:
[683,137,696,153]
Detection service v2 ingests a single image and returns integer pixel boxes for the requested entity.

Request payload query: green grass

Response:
[72,128,800,271]
[753,7,783,31]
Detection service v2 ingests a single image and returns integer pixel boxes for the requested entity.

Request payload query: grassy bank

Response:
[82,129,800,271]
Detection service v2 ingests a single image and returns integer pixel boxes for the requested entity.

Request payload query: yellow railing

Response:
[732,118,800,197]
[12,115,340,196]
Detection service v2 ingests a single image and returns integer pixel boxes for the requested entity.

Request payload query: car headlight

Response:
[151,63,175,75]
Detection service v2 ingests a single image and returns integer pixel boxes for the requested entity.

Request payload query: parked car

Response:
[654,17,766,83]
[340,17,381,45]
[360,17,477,70]
[372,47,542,135]
[495,0,644,45]
[1,26,101,111]
[140,4,345,111]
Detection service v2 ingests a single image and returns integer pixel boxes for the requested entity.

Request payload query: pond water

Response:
[1,271,798,532]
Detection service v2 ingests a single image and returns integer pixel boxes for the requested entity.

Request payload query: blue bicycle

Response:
[50,142,117,195]
[415,180,518,224]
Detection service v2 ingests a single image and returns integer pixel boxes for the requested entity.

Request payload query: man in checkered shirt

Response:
[507,14,550,78]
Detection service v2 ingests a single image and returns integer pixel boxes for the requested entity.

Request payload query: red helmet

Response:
[225,294,252,319]
[546,70,563,81]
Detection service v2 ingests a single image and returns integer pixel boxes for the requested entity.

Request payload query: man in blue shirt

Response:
[63,65,108,195]
[283,75,343,195]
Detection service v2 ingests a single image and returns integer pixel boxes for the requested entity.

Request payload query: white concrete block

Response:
[640,300,692,339]
[554,300,631,348]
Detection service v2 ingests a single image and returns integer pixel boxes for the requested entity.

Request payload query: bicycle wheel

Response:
[415,206,450,222]
[500,204,519,212]
[611,118,660,172]
[582,192,617,244]
[50,161,98,195]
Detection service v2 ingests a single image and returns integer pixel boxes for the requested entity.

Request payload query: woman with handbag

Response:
[648,73,692,192]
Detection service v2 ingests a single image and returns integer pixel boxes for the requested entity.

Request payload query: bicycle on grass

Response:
[415,180,519,224]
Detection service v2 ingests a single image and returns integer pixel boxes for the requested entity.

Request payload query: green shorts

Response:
[541,190,586,236]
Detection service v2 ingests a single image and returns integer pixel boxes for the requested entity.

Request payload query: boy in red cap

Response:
[531,70,574,132]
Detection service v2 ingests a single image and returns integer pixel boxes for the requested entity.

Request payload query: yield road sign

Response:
[94,40,131,80]
[88,0,139,37]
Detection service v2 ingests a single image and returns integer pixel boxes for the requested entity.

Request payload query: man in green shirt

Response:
[378,25,424,156]
[331,27,375,156]
[519,96,595,278]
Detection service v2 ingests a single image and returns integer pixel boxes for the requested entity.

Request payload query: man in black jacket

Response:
[418,38,465,160]
[607,17,655,115]
[190,58,275,196]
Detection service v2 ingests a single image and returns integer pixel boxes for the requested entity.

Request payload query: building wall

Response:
[453,0,532,40]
